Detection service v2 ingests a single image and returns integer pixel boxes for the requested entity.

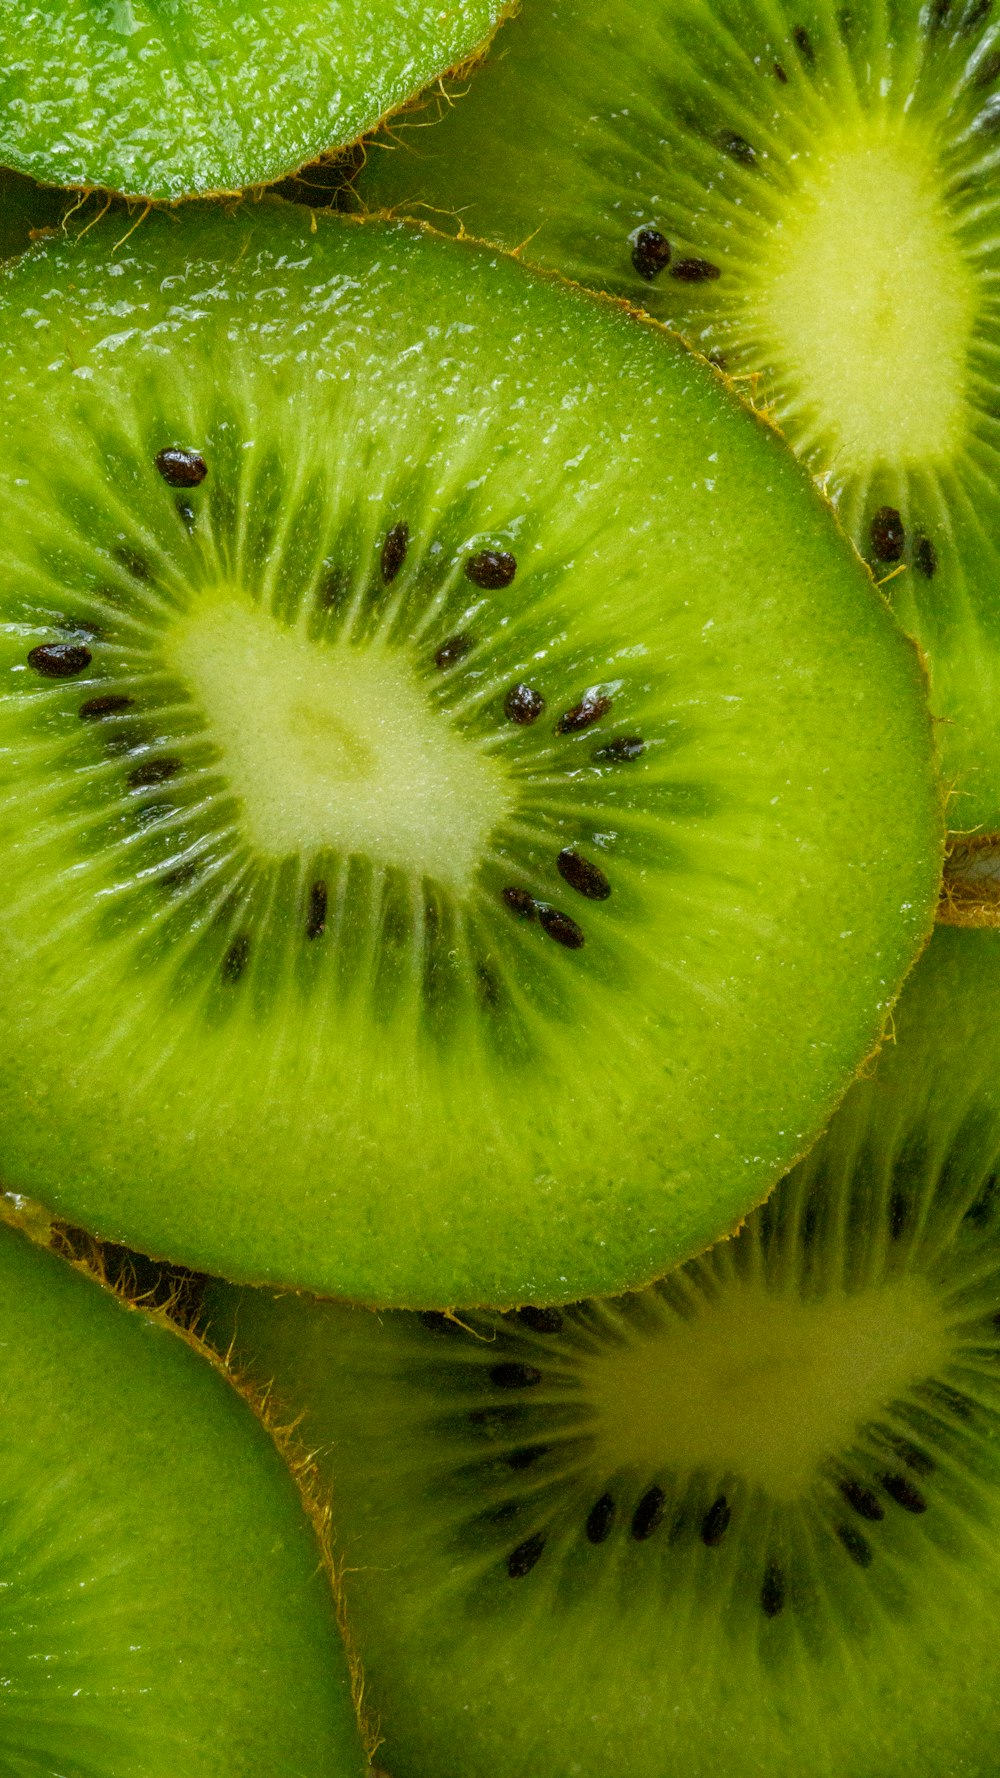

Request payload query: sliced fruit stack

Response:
[0,0,997,1772]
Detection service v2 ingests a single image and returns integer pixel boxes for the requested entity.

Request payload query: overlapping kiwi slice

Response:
[359,0,1000,839]
[0,1211,366,1776]
[0,0,507,201]
[207,924,1000,1778]
[0,200,940,1307]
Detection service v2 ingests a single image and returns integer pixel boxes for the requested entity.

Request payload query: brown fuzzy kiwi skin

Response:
[0,1194,382,1765]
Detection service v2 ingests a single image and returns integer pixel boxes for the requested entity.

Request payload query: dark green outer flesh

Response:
[0,204,940,1308]
[207,926,1000,1778]
[357,0,1000,835]
[0,1216,367,1777]
[0,169,69,263]
[0,0,505,200]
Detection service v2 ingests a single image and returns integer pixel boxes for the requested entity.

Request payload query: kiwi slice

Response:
[0,200,940,1308]
[358,0,1000,837]
[206,923,1000,1778]
[0,1,506,202]
[0,1211,367,1776]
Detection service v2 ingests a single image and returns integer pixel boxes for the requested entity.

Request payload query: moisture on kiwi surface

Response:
[0,0,507,201]
[206,924,1000,1778]
[358,0,1000,838]
[0,199,941,1308]
[0,1211,366,1777]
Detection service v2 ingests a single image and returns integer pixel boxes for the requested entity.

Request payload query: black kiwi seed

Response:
[537,906,586,950]
[465,548,517,589]
[222,934,251,984]
[380,521,409,584]
[761,1561,785,1617]
[721,133,757,166]
[586,1493,616,1544]
[839,1479,885,1522]
[502,886,537,920]
[154,446,208,488]
[930,0,952,26]
[594,735,644,762]
[307,880,328,940]
[490,1362,542,1389]
[27,641,92,678]
[79,693,134,720]
[793,23,816,60]
[882,1473,928,1513]
[836,1524,874,1568]
[517,1306,563,1333]
[126,757,183,789]
[434,633,474,669]
[670,257,722,284]
[871,505,906,562]
[556,849,611,901]
[631,228,672,280]
[774,60,789,80]
[700,1495,732,1546]
[556,690,612,734]
[507,1533,546,1578]
[632,1486,666,1541]
[504,683,546,725]
[915,534,938,578]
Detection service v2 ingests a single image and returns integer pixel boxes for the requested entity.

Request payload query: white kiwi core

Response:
[170,596,513,893]
[753,121,976,471]
[584,1279,951,1497]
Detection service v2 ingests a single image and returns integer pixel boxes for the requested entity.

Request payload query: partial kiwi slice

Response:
[0,1211,366,1776]
[0,1,507,202]
[206,924,1000,1778]
[0,200,940,1308]
[358,0,1000,835]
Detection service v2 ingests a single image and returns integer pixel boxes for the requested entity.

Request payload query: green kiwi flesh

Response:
[0,1213,366,1777]
[0,201,940,1308]
[0,0,506,201]
[206,924,1000,1778]
[358,0,1000,838]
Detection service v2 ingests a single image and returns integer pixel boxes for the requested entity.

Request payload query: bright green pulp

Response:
[0,203,939,1307]
[209,926,1000,1778]
[0,0,505,199]
[359,0,1000,834]
[0,1217,366,1776]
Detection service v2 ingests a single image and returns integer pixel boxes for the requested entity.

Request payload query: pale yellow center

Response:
[169,597,512,893]
[584,1280,951,1498]
[756,122,976,470]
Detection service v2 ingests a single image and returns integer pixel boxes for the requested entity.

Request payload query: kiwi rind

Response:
[0,198,943,1308]
[0,1209,368,1776]
[355,0,1000,841]
[205,925,1000,1778]
[0,0,509,201]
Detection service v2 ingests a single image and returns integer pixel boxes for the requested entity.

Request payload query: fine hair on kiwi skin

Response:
[0,1199,370,1777]
[204,925,1000,1778]
[0,198,942,1309]
[354,0,1000,852]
